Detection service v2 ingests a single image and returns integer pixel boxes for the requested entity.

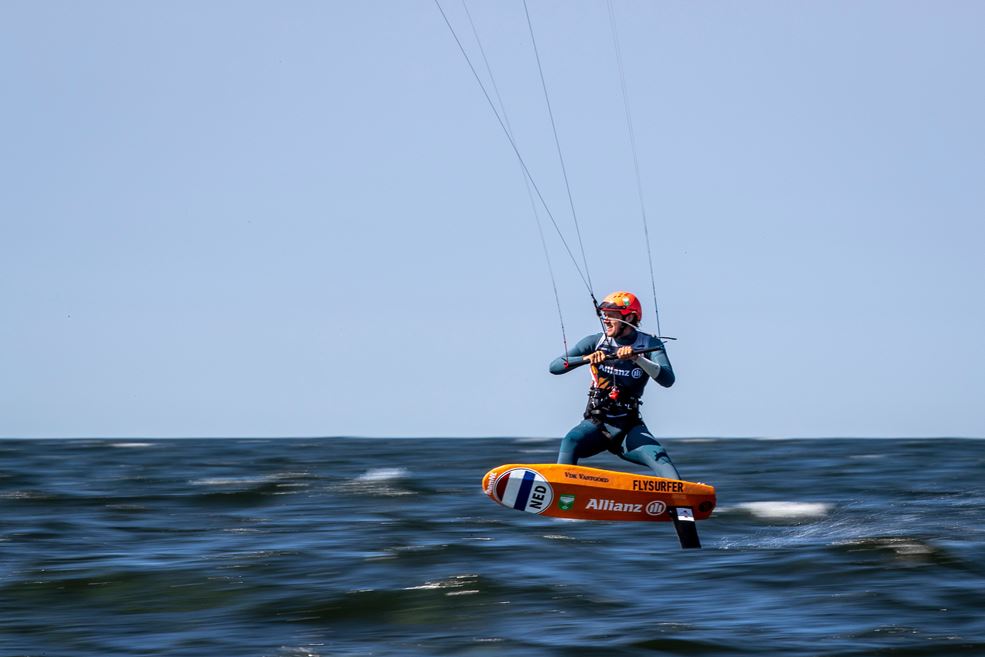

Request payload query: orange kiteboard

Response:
[482,464,716,547]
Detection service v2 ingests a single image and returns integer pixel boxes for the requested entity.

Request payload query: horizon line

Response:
[1,435,983,441]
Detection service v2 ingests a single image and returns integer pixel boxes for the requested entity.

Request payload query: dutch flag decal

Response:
[493,468,554,514]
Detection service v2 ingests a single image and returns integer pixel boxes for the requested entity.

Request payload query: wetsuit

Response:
[549,329,680,480]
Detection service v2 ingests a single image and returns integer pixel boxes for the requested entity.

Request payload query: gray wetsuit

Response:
[549,329,680,479]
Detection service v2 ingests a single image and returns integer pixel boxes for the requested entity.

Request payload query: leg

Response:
[557,420,610,465]
[618,423,681,480]
[621,425,699,548]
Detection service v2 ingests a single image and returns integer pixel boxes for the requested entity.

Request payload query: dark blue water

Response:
[2,437,984,656]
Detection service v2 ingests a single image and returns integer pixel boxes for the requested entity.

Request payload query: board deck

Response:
[482,463,716,523]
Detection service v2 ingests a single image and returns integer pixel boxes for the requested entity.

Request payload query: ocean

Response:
[1,437,983,656]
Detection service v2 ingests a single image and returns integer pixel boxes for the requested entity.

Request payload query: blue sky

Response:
[2,1,983,438]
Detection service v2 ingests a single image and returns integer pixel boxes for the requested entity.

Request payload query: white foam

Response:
[110,442,153,448]
[355,467,408,482]
[188,472,309,488]
[189,475,277,486]
[404,574,477,591]
[838,537,936,556]
[739,501,832,519]
[276,647,323,657]
[0,490,48,500]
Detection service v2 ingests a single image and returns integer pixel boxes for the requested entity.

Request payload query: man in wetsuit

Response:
[549,291,680,480]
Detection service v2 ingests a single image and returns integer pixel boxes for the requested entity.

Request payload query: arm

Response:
[549,334,602,375]
[635,337,675,388]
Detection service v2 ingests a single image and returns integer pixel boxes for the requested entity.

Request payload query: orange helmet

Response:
[599,291,642,321]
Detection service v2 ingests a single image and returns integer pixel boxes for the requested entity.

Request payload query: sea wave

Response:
[734,501,833,520]
[355,467,408,482]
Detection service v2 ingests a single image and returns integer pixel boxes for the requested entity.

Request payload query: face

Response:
[601,310,626,337]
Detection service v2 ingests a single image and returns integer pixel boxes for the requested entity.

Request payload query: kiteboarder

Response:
[549,291,680,480]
